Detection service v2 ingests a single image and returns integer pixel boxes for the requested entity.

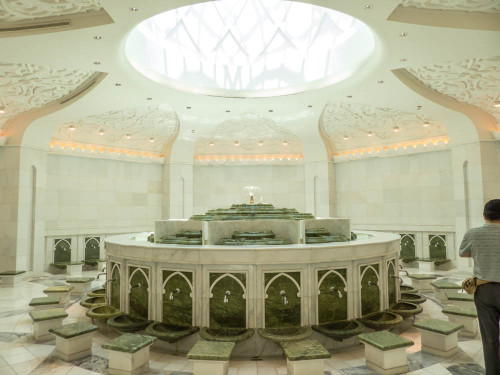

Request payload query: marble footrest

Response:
[29,296,61,311]
[29,308,68,343]
[445,291,475,307]
[407,274,437,292]
[414,318,463,357]
[102,333,157,374]
[66,277,94,295]
[280,339,330,375]
[430,281,461,301]
[0,270,26,286]
[43,285,74,304]
[49,322,99,361]
[187,341,235,375]
[442,305,478,337]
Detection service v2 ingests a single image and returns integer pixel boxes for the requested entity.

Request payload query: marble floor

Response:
[0,267,486,375]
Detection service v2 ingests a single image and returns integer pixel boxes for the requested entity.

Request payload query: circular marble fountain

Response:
[104,204,402,357]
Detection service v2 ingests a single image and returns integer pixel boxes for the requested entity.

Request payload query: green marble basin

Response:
[387,302,423,319]
[146,322,199,343]
[86,305,121,321]
[107,313,153,332]
[400,285,418,294]
[199,327,255,343]
[80,296,106,309]
[177,230,202,238]
[312,319,365,341]
[305,228,330,237]
[400,292,427,305]
[232,231,275,240]
[257,326,312,343]
[87,288,106,298]
[358,311,403,330]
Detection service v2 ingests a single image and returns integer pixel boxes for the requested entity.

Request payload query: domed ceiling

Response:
[400,0,500,12]
[0,0,102,22]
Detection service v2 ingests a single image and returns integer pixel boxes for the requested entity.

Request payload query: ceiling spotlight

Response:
[494,101,500,108]
[399,32,408,37]
[393,126,400,132]
[343,135,349,140]
[347,95,352,99]
[258,140,264,146]
[147,97,152,100]
[268,109,273,112]
[115,83,121,86]
[125,134,131,139]
[209,141,214,146]
[191,129,195,133]
[68,125,76,131]
[130,7,138,11]
[364,5,373,9]
[149,137,155,142]
[423,122,430,127]
[282,140,288,146]
[234,141,240,146]
[226,110,230,113]
[93,61,101,65]
[0,106,6,114]
[378,80,384,84]
[186,106,191,109]
[400,58,407,62]
[307,105,313,108]
[94,36,102,40]
[417,105,422,110]
[368,131,373,137]
[98,129,105,135]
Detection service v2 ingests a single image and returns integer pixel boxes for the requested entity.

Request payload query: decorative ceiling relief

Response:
[51,105,179,154]
[400,0,500,13]
[319,102,448,154]
[0,62,94,129]
[0,0,102,22]
[406,56,500,124]
[194,113,303,161]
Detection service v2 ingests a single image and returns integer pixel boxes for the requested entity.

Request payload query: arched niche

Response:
[110,262,121,310]
[360,264,380,316]
[317,269,348,323]
[128,266,150,319]
[209,273,247,329]
[264,272,301,328]
[54,238,71,263]
[386,260,397,306]
[162,270,193,326]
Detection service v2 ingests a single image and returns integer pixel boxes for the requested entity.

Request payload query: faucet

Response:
[392,275,404,285]
[223,290,230,303]
[96,272,107,280]
[399,268,409,276]
[169,288,181,300]
[104,278,116,284]
[280,290,288,305]
[329,286,343,298]
[129,283,141,291]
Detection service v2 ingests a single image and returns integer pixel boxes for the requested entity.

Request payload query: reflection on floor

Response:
[0,267,485,374]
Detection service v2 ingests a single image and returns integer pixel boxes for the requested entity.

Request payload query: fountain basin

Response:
[400,292,426,305]
[400,285,418,294]
[87,288,106,298]
[86,305,121,321]
[312,319,365,341]
[199,327,254,343]
[107,313,153,332]
[387,302,423,319]
[358,311,403,330]
[80,296,106,309]
[146,322,199,343]
[257,326,312,343]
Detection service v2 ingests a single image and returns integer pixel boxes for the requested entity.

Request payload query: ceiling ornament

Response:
[400,0,500,13]
[0,0,102,22]
[406,56,500,124]
[319,102,448,154]
[52,105,179,154]
[0,62,94,129]
[193,113,303,159]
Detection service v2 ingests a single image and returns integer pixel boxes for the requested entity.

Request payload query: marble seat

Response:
[29,296,61,311]
[413,318,463,357]
[430,280,461,301]
[49,322,99,361]
[102,333,157,374]
[66,277,94,295]
[442,305,478,337]
[187,341,235,375]
[417,259,451,272]
[444,291,475,308]
[0,270,26,286]
[357,331,414,374]
[407,273,437,292]
[43,285,74,304]
[280,339,330,375]
[29,308,68,342]
[50,262,85,275]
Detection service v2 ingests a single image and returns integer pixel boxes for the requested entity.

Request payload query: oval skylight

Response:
[125,0,375,97]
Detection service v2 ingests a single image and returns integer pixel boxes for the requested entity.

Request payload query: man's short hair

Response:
[484,199,500,221]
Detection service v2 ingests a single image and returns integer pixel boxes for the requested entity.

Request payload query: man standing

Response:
[459,199,500,375]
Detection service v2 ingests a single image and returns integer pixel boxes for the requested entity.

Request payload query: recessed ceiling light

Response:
[378,80,384,84]
[68,125,76,131]
[147,97,152,100]
[494,101,500,108]
[149,137,155,142]
[364,5,373,9]
[0,106,6,114]
[115,83,121,86]
[393,126,400,132]
[93,61,101,65]
[347,95,352,99]
[268,109,273,112]
[307,105,313,108]
[282,140,288,146]
[258,140,264,146]
[209,141,214,146]
[186,106,191,109]
[343,135,349,140]
[94,36,102,40]
[226,110,230,113]
[422,122,430,127]
[400,58,407,62]
[368,131,373,137]
[98,129,105,135]
[125,134,131,139]
[399,32,408,37]
[191,129,195,133]
[130,7,138,11]
[234,141,240,146]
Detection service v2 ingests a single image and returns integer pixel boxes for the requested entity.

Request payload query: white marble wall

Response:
[193,164,306,214]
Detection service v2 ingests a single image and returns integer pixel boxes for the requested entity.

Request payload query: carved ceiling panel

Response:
[400,0,500,13]
[52,105,180,153]
[0,0,102,22]
[0,62,94,129]
[319,102,448,152]
[406,56,500,124]
[194,113,303,156]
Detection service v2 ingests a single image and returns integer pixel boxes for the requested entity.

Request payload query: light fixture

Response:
[68,125,76,131]
[209,141,214,146]
[399,32,408,37]
[423,122,430,127]
[417,105,422,110]
[282,140,288,146]
[393,126,400,132]
[226,110,230,113]
[347,95,352,98]
[269,109,273,112]
[368,131,373,137]
[98,129,105,135]
[94,36,102,40]
[364,5,373,9]
[147,97,152,100]
[115,83,121,86]
[343,135,349,140]
[191,129,195,133]
[186,106,191,109]
[149,137,155,142]
[378,80,384,84]
[258,140,264,146]
[307,105,313,108]
[93,61,101,65]
[400,58,407,62]
[125,134,131,139]
[494,101,500,108]
[234,141,240,146]
[0,106,6,114]
[130,7,138,11]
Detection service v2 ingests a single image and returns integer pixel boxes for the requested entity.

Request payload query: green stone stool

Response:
[417,259,436,272]
[430,280,461,301]
[407,273,437,292]
[66,277,94,295]
[280,339,330,375]
[413,318,463,357]
[44,285,74,304]
[29,296,61,311]
[445,291,475,308]
[187,341,235,375]
[29,308,68,343]
[442,305,478,337]
[357,331,414,375]
[0,270,26,286]
[51,262,85,275]
[102,333,157,374]
[49,322,98,361]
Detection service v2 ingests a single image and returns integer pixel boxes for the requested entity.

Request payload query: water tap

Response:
[169,288,181,300]
[223,290,230,303]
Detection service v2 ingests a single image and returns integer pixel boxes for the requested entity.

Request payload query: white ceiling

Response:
[0,0,499,162]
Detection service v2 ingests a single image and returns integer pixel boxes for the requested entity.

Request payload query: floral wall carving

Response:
[52,105,179,153]
[319,102,448,152]
[406,56,500,124]
[194,113,303,156]
[0,62,94,129]
[0,0,102,22]
[400,0,500,13]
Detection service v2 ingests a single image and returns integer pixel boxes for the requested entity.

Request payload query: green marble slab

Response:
[281,339,330,361]
[29,308,68,322]
[442,305,477,318]
[51,262,84,269]
[414,318,463,335]
[29,296,61,306]
[187,341,235,361]
[102,333,157,353]
[430,281,461,289]
[49,322,98,338]
[408,274,437,280]
[0,270,25,275]
[357,331,413,351]
[445,291,474,301]
[44,285,74,293]
[66,277,94,283]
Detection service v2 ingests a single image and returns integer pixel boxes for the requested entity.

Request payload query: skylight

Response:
[125,0,375,97]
